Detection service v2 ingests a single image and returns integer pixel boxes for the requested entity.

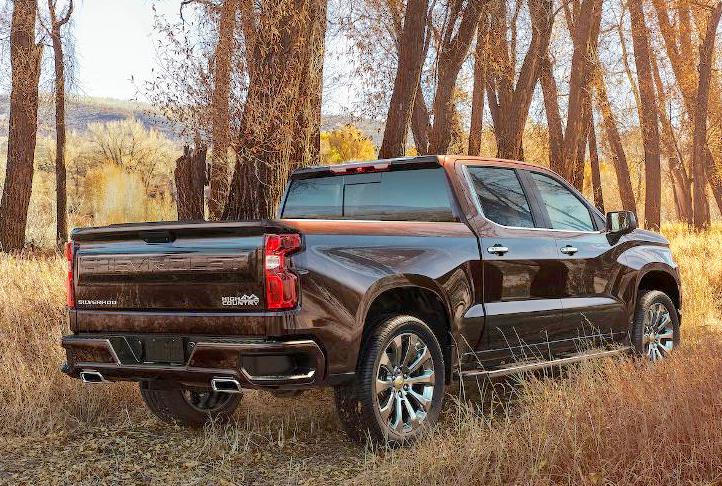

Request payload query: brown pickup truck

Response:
[61,155,681,444]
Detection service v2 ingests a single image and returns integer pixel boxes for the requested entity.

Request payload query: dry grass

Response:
[1,224,721,484]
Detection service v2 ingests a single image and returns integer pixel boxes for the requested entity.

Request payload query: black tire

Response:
[631,290,680,361]
[140,384,242,426]
[334,315,446,446]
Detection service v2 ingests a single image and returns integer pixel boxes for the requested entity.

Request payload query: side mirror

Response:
[606,211,638,234]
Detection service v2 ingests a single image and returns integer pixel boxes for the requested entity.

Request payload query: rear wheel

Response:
[631,290,680,362]
[334,315,445,445]
[140,384,242,426]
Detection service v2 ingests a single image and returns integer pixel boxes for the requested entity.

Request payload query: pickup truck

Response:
[61,155,681,444]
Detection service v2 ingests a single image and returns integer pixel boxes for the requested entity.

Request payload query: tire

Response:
[631,290,680,362]
[140,384,242,427]
[334,315,446,446]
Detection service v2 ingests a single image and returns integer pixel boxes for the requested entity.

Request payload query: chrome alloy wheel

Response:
[374,332,435,434]
[643,302,674,361]
[182,389,236,413]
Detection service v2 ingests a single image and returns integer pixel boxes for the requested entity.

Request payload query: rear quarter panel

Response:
[282,219,481,375]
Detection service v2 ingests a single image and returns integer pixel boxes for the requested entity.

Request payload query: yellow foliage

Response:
[320,125,376,164]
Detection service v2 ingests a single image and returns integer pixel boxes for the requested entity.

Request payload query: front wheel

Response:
[335,315,446,445]
[631,290,680,362]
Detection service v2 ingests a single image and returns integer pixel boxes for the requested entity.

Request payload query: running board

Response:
[459,347,632,379]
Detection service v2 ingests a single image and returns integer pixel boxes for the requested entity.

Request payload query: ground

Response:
[2,223,722,485]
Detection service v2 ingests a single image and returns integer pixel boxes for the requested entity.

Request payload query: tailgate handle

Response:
[140,231,175,244]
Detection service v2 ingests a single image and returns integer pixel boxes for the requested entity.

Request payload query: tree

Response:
[486,0,554,160]
[207,0,239,220]
[0,0,43,252]
[541,0,602,189]
[469,13,490,156]
[223,0,327,220]
[45,0,74,247]
[692,1,722,228]
[629,0,661,230]
[378,0,429,158]
[175,145,207,220]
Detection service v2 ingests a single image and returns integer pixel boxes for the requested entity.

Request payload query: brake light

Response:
[264,234,302,310]
[330,163,390,174]
[64,241,75,309]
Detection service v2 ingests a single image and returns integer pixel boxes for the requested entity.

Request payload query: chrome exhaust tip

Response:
[79,370,107,384]
[210,377,243,394]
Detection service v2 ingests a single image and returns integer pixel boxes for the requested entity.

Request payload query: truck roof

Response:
[290,155,544,178]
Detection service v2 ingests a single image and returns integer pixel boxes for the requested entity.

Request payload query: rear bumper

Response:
[61,334,327,390]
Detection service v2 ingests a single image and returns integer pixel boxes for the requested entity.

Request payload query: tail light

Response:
[264,234,302,310]
[64,241,75,309]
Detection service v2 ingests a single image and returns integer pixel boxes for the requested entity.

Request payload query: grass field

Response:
[1,224,721,484]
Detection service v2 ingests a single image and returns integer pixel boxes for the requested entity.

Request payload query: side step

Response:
[459,347,632,379]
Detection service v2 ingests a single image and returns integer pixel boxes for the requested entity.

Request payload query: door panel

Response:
[480,236,565,362]
[554,234,628,345]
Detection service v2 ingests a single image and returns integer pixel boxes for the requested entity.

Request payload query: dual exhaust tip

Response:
[79,371,243,394]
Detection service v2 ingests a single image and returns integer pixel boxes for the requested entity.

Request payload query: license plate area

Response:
[143,337,185,364]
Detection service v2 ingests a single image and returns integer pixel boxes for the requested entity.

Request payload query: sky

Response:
[73,0,180,101]
[71,0,358,112]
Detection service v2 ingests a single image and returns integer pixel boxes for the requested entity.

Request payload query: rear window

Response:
[281,168,455,222]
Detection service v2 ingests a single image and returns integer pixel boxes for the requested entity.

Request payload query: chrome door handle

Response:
[487,245,509,255]
[560,246,578,255]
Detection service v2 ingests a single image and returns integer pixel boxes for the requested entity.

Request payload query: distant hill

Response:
[0,95,384,146]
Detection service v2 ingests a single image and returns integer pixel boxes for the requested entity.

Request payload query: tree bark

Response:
[378,0,429,158]
[411,84,431,155]
[487,0,554,160]
[588,112,604,212]
[47,0,73,248]
[593,61,636,214]
[651,50,692,224]
[628,0,661,230]
[175,146,208,220]
[468,13,490,156]
[208,0,239,220]
[223,0,327,221]
[560,0,602,184]
[652,0,722,215]
[691,1,722,228]
[0,0,43,252]
[427,0,484,154]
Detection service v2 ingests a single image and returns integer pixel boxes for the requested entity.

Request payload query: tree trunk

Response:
[588,112,604,212]
[468,15,489,156]
[594,62,636,214]
[0,0,43,252]
[48,0,73,248]
[223,0,327,221]
[411,84,431,154]
[175,146,208,220]
[378,0,429,158]
[487,0,554,160]
[691,1,722,228]
[208,0,239,220]
[540,55,563,172]
[651,50,692,224]
[427,0,484,154]
[560,0,602,184]
[628,0,661,230]
[652,0,722,215]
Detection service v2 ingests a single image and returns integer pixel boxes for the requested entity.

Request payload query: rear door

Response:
[463,165,566,362]
[523,170,628,346]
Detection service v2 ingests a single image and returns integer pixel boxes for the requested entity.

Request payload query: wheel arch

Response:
[356,276,454,381]
[636,266,681,314]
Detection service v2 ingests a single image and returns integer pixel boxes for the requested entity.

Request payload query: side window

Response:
[529,172,595,231]
[282,176,343,218]
[343,168,455,222]
[466,167,535,228]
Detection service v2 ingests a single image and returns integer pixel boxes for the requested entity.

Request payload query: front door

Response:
[523,170,628,350]
[463,165,566,365]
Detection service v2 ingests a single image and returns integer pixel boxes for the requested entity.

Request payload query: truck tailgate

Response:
[71,220,296,312]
